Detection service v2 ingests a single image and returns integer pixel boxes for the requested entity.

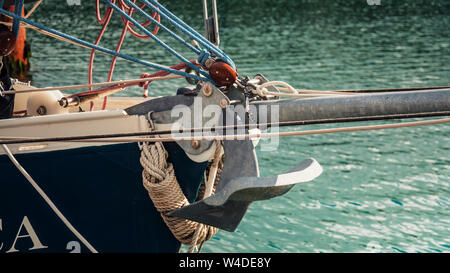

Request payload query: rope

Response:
[188,141,223,253]
[11,0,24,38]
[139,120,220,252]
[1,144,98,253]
[20,117,446,144]
[254,81,361,98]
[104,0,210,80]
[23,0,42,19]
[252,81,450,98]
[3,74,349,98]
[2,74,183,95]
[2,114,450,145]
[307,86,450,93]
[0,7,209,83]
[138,0,235,70]
[138,60,200,98]
[89,0,162,111]
[278,88,362,96]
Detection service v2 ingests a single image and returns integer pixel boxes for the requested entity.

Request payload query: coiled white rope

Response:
[139,118,220,253]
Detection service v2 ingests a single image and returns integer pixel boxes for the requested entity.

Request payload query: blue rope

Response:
[104,0,209,79]
[123,0,201,55]
[0,0,237,84]
[140,0,236,70]
[0,7,210,83]
[141,0,214,51]
[12,0,24,38]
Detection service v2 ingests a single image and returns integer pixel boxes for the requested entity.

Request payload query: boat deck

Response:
[79,96,152,112]
[11,95,153,118]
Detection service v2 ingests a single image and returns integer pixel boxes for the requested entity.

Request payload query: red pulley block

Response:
[209,61,237,86]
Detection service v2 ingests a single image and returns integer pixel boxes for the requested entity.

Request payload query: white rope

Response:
[254,81,361,97]
[203,142,223,199]
[278,87,362,95]
[139,118,219,252]
[187,141,222,253]
[254,81,296,97]
[1,144,98,253]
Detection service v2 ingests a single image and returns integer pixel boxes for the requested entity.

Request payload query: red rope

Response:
[69,60,199,104]
[139,60,201,97]
[89,0,161,111]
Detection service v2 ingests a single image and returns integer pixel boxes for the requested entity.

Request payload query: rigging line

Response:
[96,0,112,23]
[54,117,450,143]
[88,0,114,111]
[1,11,127,61]
[0,7,209,82]
[104,0,209,79]
[1,144,98,253]
[256,81,366,97]
[116,0,160,39]
[2,74,183,95]
[1,112,449,145]
[262,90,357,98]
[123,0,201,55]
[140,0,234,68]
[4,75,352,98]
[278,88,363,95]
[90,0,161,110]
[0,19,99,51]
[254,81,361,97]
[143,0,219,50]
[293,86,450,94]
[12,0,24,38]
[23,0,42,19]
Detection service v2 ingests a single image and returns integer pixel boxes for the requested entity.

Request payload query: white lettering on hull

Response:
[1,216,48,253]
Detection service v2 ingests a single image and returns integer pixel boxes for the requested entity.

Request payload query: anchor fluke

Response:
[167,158,323,232]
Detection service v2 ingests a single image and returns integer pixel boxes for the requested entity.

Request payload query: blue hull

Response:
[0,142,207,253]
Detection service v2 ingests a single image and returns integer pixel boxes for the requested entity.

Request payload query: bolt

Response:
[219,99,228,109]
[191,140,200,149]
[37,106,47,115]
[202,84,213,97]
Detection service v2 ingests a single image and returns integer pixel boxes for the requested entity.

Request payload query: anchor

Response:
[166,99,323,232]
[127,83,324,232]
[167,155,322,232]
[127,82,449,232]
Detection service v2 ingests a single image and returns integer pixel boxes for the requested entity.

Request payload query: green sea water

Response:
[26,0,449,253]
